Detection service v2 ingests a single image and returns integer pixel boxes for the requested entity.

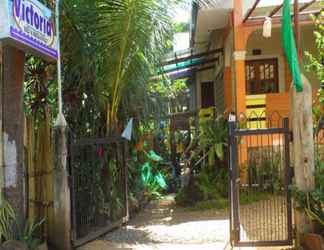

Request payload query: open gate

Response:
[68,135,129,247]
[228,115,293,247]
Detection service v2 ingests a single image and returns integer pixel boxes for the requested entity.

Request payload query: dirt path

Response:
[78,196,292,250]
[78,195,229,250]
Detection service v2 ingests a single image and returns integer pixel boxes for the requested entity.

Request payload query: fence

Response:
[25,114,54,241]
[69,135,129,247]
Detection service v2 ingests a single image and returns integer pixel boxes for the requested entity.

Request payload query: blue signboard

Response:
[0,0,58,61]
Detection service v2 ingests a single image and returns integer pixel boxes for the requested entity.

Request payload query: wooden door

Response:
[201,81,215,108]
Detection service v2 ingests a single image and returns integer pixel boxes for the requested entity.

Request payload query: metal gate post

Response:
[69,133,77,242]
[51,124,72,250]
[123,141,129,222]
[283,118,293,244]
[228,120,240,244]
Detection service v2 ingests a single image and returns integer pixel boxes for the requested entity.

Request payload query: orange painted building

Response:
[191,0,321,120]
[185,0,322,174]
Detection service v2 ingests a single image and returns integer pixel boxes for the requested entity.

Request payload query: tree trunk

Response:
[291,75,315,238]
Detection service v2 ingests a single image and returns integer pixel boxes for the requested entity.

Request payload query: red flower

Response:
[97,146,104,158]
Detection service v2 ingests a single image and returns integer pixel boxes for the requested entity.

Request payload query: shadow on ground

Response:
[78,196,293,250]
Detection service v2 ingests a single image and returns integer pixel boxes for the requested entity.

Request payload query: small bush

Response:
[187,199,229,211]
[175,178,203,206]
[239,191,271,205]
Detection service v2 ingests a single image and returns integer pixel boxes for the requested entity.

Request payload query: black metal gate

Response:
[69,135,129,247]
[228,115,293,247]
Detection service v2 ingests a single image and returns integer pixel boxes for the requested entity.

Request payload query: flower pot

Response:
[36,243,48,250]
[2,240,28,250]
[302,233,324,250]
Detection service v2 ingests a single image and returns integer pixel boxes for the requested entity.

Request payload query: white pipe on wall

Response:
[55,0,67,127]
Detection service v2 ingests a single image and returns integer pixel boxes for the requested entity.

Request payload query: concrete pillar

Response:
[2,45,26,217]
[233,0,247,115]
[224,31,233,113]
[232,1,257,115]
[0,43,3,204]
[50,124,72,250]
[233,51,247,115]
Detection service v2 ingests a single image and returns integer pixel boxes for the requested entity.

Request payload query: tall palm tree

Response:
[94,0,177,134]
[54,0,181,135]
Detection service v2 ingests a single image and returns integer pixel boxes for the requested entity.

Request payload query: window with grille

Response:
[245,59,279,95]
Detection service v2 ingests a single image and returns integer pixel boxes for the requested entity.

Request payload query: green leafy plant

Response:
[14,218,45,250]
[305,10,324,128]
[140,150,168,198]
[0,200,16,240]
[0,200,44,249]
[305,11,324,89]
[176,115,229,208]
[186,198,228,211]
[239,191,271,205]
[293,159,324,227]
[293,9,324,230]
[199,116,228,163]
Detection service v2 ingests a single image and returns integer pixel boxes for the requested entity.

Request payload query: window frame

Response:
[245,58,279,95]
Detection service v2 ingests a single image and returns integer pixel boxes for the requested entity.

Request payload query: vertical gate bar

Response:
[247,134,252,241]
[116,142,120,219]
[228,120,240,244]
[68,133,78,241]
[234,132,240,244]
[123,141,129,222]
[283,118,293,244]
[266,133,270,241]
[277,134,280,240]
[91,144,96,227]
[228,121,233,244]
[260,133,265,241]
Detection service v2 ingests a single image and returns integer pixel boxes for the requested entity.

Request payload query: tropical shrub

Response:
[293,158,324,228]
[199,115,228,163]
[293,11,324,230]
[140,150,168,198]
[0,201,44,250]
[305,10,324,127]
[175,115,229,208]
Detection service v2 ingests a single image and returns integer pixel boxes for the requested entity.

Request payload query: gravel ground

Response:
[78,195,293,250]
[239,196,289,242]
[105,199,229,244]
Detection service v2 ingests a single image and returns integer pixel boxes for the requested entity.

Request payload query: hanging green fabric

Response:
[282,0,304,92]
